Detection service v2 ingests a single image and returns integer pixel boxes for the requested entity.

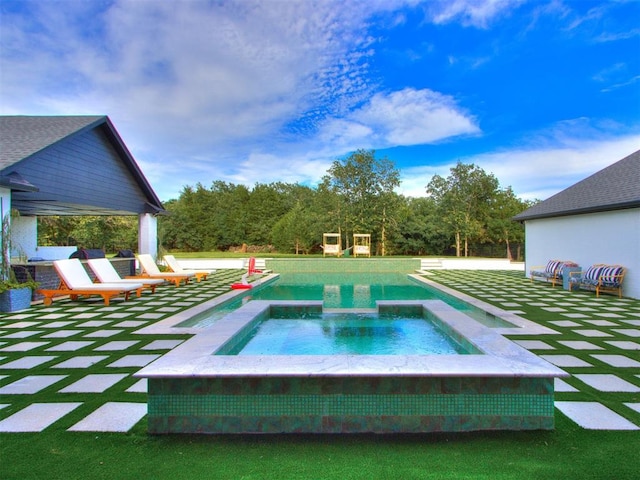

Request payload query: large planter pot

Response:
[0,287,33,312]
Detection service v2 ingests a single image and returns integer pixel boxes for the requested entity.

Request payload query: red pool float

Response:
[231,283,252,289]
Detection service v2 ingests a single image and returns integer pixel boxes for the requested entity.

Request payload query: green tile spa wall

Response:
[147,376,555,434]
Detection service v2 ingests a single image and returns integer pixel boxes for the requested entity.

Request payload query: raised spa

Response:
[136,300,567,434]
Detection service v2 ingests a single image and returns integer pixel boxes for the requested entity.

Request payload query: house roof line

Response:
[513,149,640,222]
[0,115,165,215]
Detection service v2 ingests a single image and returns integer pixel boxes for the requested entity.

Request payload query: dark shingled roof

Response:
[0,115,165,215]
[513,149,640,221]
[0,116,105,169]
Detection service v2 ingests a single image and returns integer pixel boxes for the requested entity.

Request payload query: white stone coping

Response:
[135,300,568,380]
[134,274,279,335]
[409,274,559,336]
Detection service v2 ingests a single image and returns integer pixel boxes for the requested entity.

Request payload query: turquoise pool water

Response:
[225,310,467,355]
[178,272,514,328]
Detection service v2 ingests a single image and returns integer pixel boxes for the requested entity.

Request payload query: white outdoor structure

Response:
[514,149,640,299]
[322,233,341,257]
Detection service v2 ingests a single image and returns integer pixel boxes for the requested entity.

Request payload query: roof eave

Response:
[513,201,640,222]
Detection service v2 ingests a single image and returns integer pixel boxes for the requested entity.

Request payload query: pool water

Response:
[226,311,468,356]
[179,272,514,329]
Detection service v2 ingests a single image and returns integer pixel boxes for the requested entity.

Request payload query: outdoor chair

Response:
[87,258,164,293]
[37,258,144,306]
[136,254,194,287]
[163,255,213,282]
[529,260,574,287]
[569,264,626,298]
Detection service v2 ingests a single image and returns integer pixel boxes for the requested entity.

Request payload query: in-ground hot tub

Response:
[136,300,567,434]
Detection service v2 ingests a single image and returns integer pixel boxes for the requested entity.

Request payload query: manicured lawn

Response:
[1,268,639,479]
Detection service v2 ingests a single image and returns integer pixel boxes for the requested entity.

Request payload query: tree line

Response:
[37,150,535,258]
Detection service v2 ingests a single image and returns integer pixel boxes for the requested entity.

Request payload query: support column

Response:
[138,213,158,259]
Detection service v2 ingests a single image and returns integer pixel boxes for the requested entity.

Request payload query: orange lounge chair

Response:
[163,254,213,282]
[136,254,194,287]
[87,258,164,293]
[37,258,144,306]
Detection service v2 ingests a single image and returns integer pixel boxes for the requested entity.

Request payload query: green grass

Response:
[1,268,639,479]
[2,416,638,479]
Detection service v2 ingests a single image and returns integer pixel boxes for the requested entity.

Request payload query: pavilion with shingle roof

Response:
[0,115,165,262]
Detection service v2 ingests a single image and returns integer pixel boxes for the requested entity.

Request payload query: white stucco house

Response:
[513,149,639,300]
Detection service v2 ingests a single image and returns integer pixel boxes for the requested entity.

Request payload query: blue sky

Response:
[1,0,639,202]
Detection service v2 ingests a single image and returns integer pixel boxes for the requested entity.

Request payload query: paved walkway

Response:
[1,268,639,433]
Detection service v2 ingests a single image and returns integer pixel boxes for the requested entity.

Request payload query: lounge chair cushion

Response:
[600,266,624,287]
[54,259,142,292]
[88,258,164,286]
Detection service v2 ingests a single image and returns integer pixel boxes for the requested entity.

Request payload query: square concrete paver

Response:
[105,313,135,319]
[59,373,129,393]
[126,378,147,393]
[613,329,640,338]
[0,375,68,394]
[558,341,603,350]
[107,354,160,368]
[0,341,49,352]
[0,356,57,369]
[40,321,75,329]
[555,402,639,430]
[590,354,640,368]
[0,403,83,432]
[606,341,640,350]
[539,355,593,367]
[2,321,41,329]
[141,339,184,350]
[513,340,555,350]
[76,320,111,327]
[554,378,579,392]
[2,330,43,339]
[573,374,640,392]
[67,402,147,432]
[53,355,108,369]
[137,313,165,320]
[46,341,95,352]
[574,329,613,338]
[72,313,102,320]
[83,329,123,338]
[94,341,139,351]
[549,320,582,327]
[113,321,147,328]
[624,403,640,415]
[42,330,83,338]
[584,320,619,326]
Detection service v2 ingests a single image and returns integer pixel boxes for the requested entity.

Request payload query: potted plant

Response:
[0,209,39,312]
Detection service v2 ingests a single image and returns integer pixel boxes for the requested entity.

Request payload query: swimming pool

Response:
[176,272,515,329]
[223,309,468,356]
[136,299,567,434]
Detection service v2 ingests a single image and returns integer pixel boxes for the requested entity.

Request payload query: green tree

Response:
[320,150,400,255]
[486,187,533,260]
[391,197,448,255]
[426,162,499,257]
[271,202,320,254]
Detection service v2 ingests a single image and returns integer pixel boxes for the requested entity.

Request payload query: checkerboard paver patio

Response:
[1,267,640,433]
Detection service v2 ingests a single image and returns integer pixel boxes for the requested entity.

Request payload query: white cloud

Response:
[317,88,480,150]
[400,134,640,200]
[427,0,525,28]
